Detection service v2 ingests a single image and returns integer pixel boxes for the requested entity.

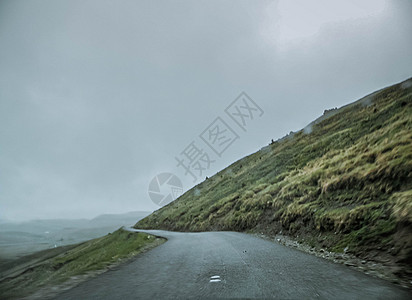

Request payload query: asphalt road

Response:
[55,229,411,299]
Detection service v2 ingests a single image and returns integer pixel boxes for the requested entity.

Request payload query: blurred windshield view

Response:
[1,1,411,299]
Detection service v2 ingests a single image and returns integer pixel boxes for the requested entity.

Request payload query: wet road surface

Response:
[56,229,412,299]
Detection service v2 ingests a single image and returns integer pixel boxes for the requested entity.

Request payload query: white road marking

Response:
[209,275,221,282]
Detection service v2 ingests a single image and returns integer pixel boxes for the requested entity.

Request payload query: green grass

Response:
[0,229,165,299]
[135,78,412,274]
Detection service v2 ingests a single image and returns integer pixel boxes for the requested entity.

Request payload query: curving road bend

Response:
[55,229,411,299]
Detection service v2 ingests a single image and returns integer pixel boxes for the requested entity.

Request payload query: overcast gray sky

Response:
[1,0,411,221]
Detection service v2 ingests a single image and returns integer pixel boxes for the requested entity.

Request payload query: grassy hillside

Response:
[0,229,164,299]
[136,78,412,278]
[0,211,151,261]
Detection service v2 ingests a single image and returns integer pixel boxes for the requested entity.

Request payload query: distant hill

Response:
[89,211,151,227]
[136,78,412,279]
[0,211,151,260]
[0,211,151,234]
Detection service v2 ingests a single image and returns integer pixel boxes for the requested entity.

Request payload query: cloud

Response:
[0,0,411,220]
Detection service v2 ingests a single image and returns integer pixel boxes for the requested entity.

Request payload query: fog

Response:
[1,0,411,221]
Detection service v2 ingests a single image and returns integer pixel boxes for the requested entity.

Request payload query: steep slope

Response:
[136,78,412,279]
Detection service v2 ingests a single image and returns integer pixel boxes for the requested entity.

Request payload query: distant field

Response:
[0,211,150,263]
[0,228,164,299]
